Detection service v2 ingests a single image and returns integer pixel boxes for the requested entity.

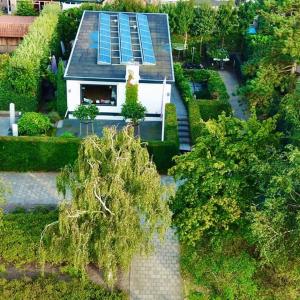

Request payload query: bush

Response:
[0,276,127,299]
[147,141,178,174]
[198,100,232,121]
[18,112,52,136]
[60,131,76,138]
[16,0,37,16]
[48,111,61,124]
[164,103,179,146]
[0,136,80,171]
[188,99,202,144]
[174,63,193,104]
[56,60,67,117]
[0,4,60,111]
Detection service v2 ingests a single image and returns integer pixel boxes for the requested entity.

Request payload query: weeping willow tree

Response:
[41,127,172,286]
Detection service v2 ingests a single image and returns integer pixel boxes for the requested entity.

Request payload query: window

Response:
[81,84,117,106]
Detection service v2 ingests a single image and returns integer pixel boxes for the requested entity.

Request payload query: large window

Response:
[81,84,117,106]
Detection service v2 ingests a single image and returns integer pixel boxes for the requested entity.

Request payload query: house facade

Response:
[64,11,174,121]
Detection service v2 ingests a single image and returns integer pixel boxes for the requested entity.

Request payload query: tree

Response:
[73,104,98,135]
[41,128,172,286]
[169,113,281,245]
[16,0,37,16]
[175,0,194,49]
[121,78,146,135]
[191,4,216,57]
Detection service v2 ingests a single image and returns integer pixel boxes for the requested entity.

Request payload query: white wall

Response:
[66,80,171,119]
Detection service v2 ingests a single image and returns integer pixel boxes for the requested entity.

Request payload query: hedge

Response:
[174,63,193,104]
[56,60,67,117]
[198,100,232,121]
[0,4,61,111]
[164,103,179,147]
[0,136,80,171]
[188,99,202,145]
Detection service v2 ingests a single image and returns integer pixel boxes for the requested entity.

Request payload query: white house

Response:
[64,11,174,122]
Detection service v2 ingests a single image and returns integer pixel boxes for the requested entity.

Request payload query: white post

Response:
[161,77,167,142]
[9,103,15,127]
[12,124,18,136]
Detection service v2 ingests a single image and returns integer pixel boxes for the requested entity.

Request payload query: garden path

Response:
[0,172,183,300]
[218,70,249,120]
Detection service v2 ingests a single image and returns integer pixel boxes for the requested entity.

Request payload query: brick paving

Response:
[0,172,183,300]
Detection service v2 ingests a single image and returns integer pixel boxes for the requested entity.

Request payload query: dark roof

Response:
[65,11,174,83]
[0,16,36,38]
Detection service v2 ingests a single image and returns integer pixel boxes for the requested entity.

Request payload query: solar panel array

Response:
[97,12,156,65]
[119,13,134,64]
[98,13,111,64]
[137,14,156,65]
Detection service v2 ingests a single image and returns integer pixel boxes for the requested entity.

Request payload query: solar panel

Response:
[118,13,134,64]
[98,13,111,64]
[137,14,156,65]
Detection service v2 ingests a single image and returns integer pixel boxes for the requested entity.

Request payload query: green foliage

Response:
[0,136,80,171]
[0,4,60,111]
[170,114,281,245]
[188,99,201,145]
[0,208,58,266]
[43,128,172,286]
[47,111,61,124]
[16,0,37,16]
[164,103,179,147]
[60,131,76,138]
[198,100,231,121]
[18,112,51,136]
[122,81,146,126]
[56,60,67,117]
[181,236,258,299]
[0,276,127,299]
[174,63,193,104]
[73,104,98,121]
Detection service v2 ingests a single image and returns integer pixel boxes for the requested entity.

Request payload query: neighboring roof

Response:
[65,11,174,83]
[0,16,35,38]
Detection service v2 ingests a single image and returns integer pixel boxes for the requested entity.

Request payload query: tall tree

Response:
[42,128,172,286]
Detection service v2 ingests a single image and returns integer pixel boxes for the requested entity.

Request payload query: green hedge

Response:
[0,4,61,111]
[174,63,193,104]
[147,141,178,174]
[188,99,202,145]
[0,136,80,171]
[198,100,232,121]
[56,60,67,117]
[164,103,179,146]
[0,276,126,299]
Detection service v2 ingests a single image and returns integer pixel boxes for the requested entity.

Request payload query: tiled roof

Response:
[0,16,36,38]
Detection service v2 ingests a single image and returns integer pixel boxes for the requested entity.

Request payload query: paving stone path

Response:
[218,70,249,120]
[0,172,183,300]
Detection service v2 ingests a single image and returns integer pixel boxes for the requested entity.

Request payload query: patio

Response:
[56,119,162,141]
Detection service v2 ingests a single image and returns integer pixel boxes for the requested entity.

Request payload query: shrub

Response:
[0,276,127,299]
[56,60,67,117]
[47,111,61,124]
[174,63,193,104]
[164,103,179,146]
[188,99,202,144]
[0,136,80,171]
[0,4,61,111]
[198,100,232,121]
[16,0,37,16]
[18,112,52,136]
[60,131,76,138]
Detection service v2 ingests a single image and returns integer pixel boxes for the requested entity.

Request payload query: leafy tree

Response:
[121,79,146,134]
[191,4,216,57]
[175,0,194,48]
[16,0,37,16]
[169,113,281,245]
[42,128,172,286]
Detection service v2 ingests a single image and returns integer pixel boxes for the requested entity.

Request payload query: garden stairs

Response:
[178,117,191,152]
